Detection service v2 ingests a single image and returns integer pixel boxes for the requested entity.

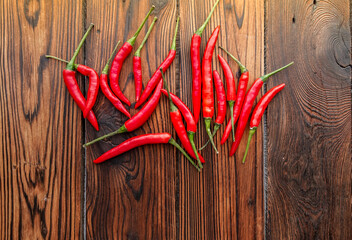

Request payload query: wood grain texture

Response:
[265,0,351,239]
[85,0,179,239]
[0,0,84,239]
[178,0,264,239]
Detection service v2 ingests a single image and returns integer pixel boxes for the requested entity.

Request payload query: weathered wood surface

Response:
[0,0,350,239]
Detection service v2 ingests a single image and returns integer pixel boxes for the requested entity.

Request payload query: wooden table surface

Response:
[1,0,351,239]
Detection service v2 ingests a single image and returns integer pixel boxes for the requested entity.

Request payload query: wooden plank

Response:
[265,0,351,239]
[85,0,178,239]
[178,0,264,239]
[0,0,84,239]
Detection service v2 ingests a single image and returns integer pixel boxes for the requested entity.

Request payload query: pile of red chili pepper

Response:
[46,2,293,170]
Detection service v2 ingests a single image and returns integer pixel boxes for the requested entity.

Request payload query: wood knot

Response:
[24,0,41,28]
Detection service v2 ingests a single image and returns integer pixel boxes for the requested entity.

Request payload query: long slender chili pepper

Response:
[46,24,99,131]
[134,17,158,102]
[101,41,131,118]
[191,0,220,124]
[218,54,236,141]
[83,80,163,147]
[160,69,204,168]
[200,70,226,150]
[242,83,285,163]
[135,16,179,109]
[93,133,200,171]
[218,47,249,144]
[109,6,155,106]
[202,26,220,153]
[230,62,293,156]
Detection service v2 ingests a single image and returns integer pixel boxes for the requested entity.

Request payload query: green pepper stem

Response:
[229,100,235,141]
[67,23,94,70]
[45,55,79,69]
[169,137,201,172]
[219,46,247,74]
[160,68,178,112]
[199,124,220,150]
[195,0,220,36]
[127,5,155,46]
[242,128,257,163]
[188,131,203,168]
[204,118,218,153]
[135,17,157,57]
[261,62,294,82]
[102,41,121,74]
[83,125,127,147]
[170,16,180,51]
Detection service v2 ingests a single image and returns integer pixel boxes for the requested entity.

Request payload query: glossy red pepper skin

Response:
[242,83,285,163]
[109,42,133,106]
[75,65,99,118]
[213,70,226,125]
[160,89,196,133]
[218,55,236,101]
[63,70,99,131]
[191,34,202,124]
[100,74,131,118]
[133,56,143,102]
[221,71,249,144]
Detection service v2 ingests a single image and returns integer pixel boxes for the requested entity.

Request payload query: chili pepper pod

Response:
[134,17,158,102]
[135,16,179,109]
[191,0,220,124]
[109,6,155,106]
[160,69,204,168]
[83,80,163,147]
[242,83,285,163]
[218,47,249,144]
[202,26,220,153]
[218,54,236,141]
[100,41,131,118]
[230,62,294,156]
[200,70,226,150]
[93,133,200,171]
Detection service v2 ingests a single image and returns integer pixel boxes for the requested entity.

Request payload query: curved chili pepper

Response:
[109,6,155,106]
[230,62,293,156]
[160,69,204,168]
[46,24,99,131]
[93,133,200,171]
[134,17,158,102]
[135,16,179,109]
[219,47,249,144]
[101,41,131,118]
[191,0,220,124]
[83,80,163,147]
[242,83,285,163]
[200,70,226,150]
[218,54,236,141]
[202,26,220,153]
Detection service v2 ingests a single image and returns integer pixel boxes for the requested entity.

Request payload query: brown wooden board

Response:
[265,0,351,238]
[178,0,264,239]
[85,0,178,239]
[0,0,84,239]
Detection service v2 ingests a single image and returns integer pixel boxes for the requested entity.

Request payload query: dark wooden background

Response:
[0,0,350,239]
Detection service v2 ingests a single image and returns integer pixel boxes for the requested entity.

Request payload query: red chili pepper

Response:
[109,6,155,106]
[230,62,293,156]
[160,69,204,168]
[218,54,236,141]
[202,26,220,153]
[100,41,131,118]
[135,16,179,109]
[134,17,158,102]
[93,133,200,171]
[83,80,163,147]
[242,83,285,163]
[191,0,220,124]
[46,24,99,131]
[219,47,249,144]
[200,70,226,150]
